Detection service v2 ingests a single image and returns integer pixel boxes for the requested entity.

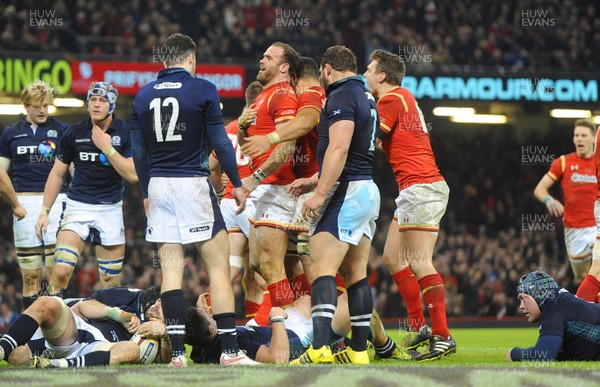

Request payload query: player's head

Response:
[573,118,596,157]
[364,49,405,97]
[297,56,320,82]
[87,81,118,121]
[185,306,217,349]
[161,33,196,71]
[257,42,300,87]
[140,285,161,314]
[245,81,263,106]
[517,271,558,310]
[320,45,357,88]
[21,80,54,125]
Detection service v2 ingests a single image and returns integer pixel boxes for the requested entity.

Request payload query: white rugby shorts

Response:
[14,193,66,247]
[146,177,225,244]
[60,198,124,246]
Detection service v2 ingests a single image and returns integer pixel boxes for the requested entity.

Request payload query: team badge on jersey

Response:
[47,130,58,138]
[111,136,121,146]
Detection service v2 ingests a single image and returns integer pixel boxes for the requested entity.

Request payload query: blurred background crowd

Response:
[1,0,598,71]
[0,0,593,329]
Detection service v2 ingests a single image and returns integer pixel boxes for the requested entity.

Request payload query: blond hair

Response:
[20,80,54,106]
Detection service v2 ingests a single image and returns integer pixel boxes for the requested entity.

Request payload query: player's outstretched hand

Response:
[232,186,247,215]
[123,313,142,333]
[138,319,166,339]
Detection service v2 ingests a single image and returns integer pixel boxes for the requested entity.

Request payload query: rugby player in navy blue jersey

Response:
[0,80,68,308]
[130,33,253,367]
[0,286,169,368]
[291,46,381,365]
[508,271,600,361]
[35,82,138,295]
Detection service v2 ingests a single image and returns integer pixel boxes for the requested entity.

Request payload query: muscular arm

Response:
[255,307,290,363]
[507,335,563,361]
[241,107,319,158]
[107,154,139,185]
[0,156,11,172]
[208,154,223,192]
[313,120,354,196]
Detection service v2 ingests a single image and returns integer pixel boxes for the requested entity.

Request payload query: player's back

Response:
[378,87,443,189]
[132,68,222,178]
[293,86,325,178]
[317,77,376,182]
[550,290,600,360]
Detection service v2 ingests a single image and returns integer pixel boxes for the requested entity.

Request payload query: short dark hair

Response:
[297,56,320,80]
[245,81,263,106]
[574,118,596,135]
[369,49,406,86]
[162,33,196,67]
[272,41,301,78]
[140,285,161,313]
[184,306,214,348]
[320,45,357,73]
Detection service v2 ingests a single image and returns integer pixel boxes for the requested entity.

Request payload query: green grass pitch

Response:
[2,328,600,386]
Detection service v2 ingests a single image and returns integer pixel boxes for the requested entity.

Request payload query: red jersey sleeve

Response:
[377,95,399,137]
[268,88,297,127]
[547,155,565,181]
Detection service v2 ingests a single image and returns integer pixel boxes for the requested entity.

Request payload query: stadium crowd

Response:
[1,0,599,71]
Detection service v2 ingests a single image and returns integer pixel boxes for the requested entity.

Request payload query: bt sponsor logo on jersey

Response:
[79,151,111,166]
[19,140,59,163]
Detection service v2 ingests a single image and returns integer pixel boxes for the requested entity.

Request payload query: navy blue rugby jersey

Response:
[539,289,600,360]
[58,117,131,204]
[130,67,225,178]
[317,76,378,182]
[0,117,69,192]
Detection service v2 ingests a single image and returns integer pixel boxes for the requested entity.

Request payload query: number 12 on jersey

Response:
[149,97,182,142]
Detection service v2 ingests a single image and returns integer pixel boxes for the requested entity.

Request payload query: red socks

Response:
[335,273,347,296]
[253,290,272,326]
[576,274,600,302]
[245,300,260,319]
[419,273,450,339]
[392,267,426,331]
[267,278,294,307]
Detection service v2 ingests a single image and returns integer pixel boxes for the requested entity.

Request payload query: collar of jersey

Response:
[326,75,363,93]
[158,67,195,78]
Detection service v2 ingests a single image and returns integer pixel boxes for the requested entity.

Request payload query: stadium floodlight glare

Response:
[0,104,56,115]
[594,116,600,125]
[449,114,507,124]
[432,107,476,117]
[53,98,85,107]
[549,109,592,118]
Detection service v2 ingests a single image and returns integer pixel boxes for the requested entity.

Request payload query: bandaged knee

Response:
[229,255,244,269]
[44,245,56,268]
[42,297,71,339]
[97,256,124,277]
[16,247,43,270]
[53,244,79,268]
[297,232,309,257]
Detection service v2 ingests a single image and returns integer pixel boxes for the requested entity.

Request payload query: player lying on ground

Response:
[507,271,600,361]
[0,287,170,367]
[186,293,414,364]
